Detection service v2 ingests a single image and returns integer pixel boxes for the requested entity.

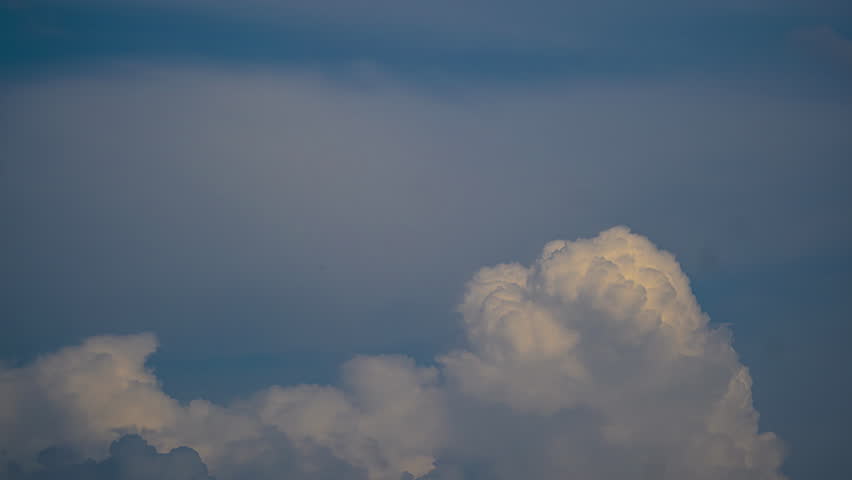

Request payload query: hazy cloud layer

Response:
[16,0,851,53]
[2,65,850,359]
[1,228,786,479]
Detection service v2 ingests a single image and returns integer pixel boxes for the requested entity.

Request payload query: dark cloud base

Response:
[3,435,211,480]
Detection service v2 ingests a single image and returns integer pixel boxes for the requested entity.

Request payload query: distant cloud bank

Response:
[1,228,786,480]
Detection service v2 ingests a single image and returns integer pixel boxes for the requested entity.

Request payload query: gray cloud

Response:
[3,435,212,480]
[21,0,850,53]
[2,65,850,360]
[0,228,787,479]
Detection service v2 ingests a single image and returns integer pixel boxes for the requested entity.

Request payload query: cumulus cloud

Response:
[0,336,441,480]
[1,228,786,479]
[0,334,180,464]
[438,227,785,479]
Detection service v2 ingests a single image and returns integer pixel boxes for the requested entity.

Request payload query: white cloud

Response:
[439,226,785,478]
[0,334,180,465]
[1,228,786,479]
[0,333,442,480]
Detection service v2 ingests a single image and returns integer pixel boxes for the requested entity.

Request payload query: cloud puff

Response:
[0,228,786,479]
[438,227,785,479]
[0,334,180,464]
[444,226,717,413]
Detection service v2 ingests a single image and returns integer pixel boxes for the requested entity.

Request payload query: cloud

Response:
[0,334,180,464]
[22,0,851,53]
[0,334,441,480]
[3,65,850,363]
[4,434,212,480]
[1,228,786,479]
[437,227,785,479]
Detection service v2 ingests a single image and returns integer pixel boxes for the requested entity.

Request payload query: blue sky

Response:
[2,1,851,479]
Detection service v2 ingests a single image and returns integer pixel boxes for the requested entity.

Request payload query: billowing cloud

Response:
[0,334,180,465]
[1,228,786,479]
[438,227,785,479]
[0,336,442,480]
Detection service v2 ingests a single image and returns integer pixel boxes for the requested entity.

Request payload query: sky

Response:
[1,1,851,479]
